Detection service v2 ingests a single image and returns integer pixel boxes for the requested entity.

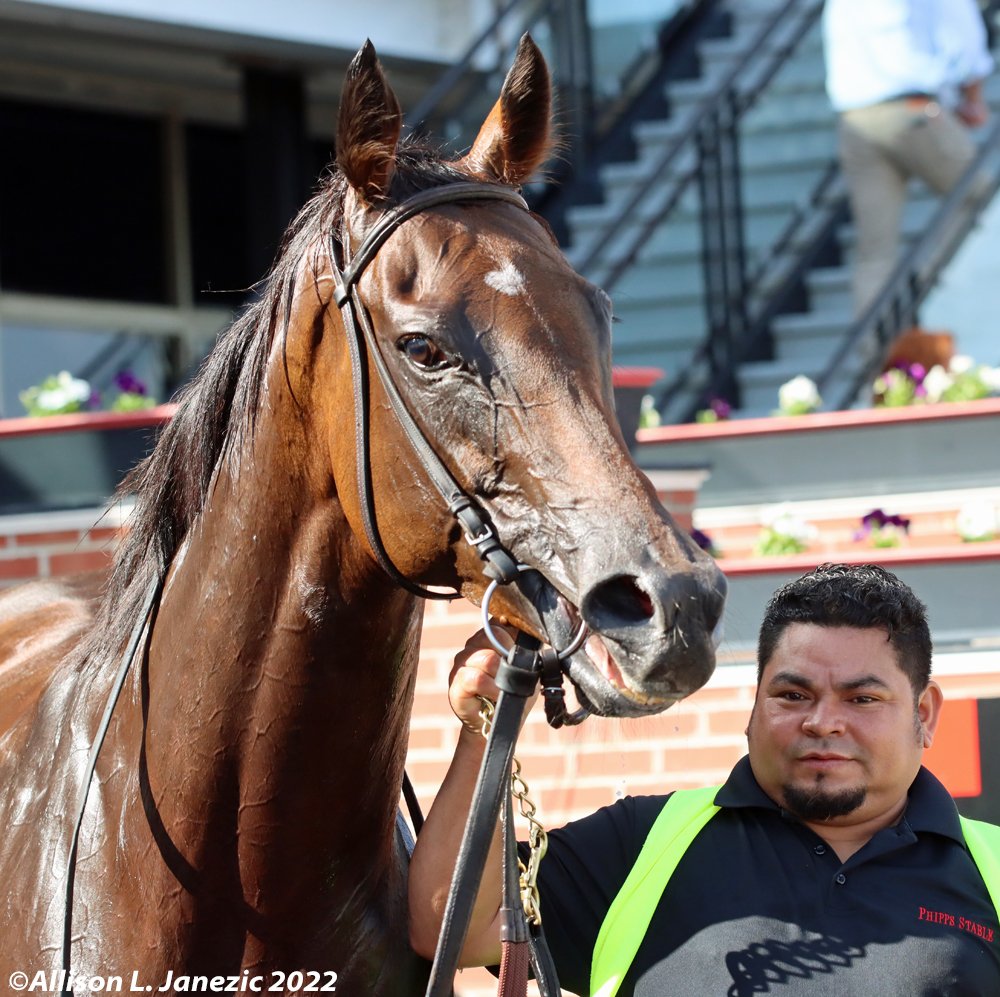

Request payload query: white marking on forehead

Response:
[484,259,526,297]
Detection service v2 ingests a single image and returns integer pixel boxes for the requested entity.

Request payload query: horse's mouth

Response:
[567,636,684,717]
[508,571,709,719]
[550,595,685,718]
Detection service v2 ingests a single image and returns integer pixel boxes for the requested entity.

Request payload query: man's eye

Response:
[400,336,446,369]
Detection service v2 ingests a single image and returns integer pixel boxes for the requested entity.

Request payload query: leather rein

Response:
[329,181,587,995]
[61,181,586,997]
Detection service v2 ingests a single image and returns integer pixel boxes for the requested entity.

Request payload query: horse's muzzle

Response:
[567,559,728,716]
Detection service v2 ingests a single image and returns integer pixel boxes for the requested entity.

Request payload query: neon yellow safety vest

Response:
[589,786,1000,997]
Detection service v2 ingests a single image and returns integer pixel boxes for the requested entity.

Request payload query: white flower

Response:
[761,504,818,543]
[777,375,821,415]
[58,371,90,402]
[35,372,90,412]
[949,354,975,375]
[978,365,1000,396]
[921,364,953,403]
[956,502,998,542]
[639,393,661,429]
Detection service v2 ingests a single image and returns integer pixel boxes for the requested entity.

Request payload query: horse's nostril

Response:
[581,575,655,629]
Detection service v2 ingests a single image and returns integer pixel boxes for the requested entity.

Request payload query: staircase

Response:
[564,0,1000,419]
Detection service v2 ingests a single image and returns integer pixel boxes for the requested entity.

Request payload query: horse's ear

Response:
[336,40,402,202]
[459,34,553,185]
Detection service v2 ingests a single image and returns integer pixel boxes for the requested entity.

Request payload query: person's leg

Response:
[889,102,977,194]
[838,107,909,313]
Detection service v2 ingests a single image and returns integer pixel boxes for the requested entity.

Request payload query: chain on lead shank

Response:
[477,697,548,925]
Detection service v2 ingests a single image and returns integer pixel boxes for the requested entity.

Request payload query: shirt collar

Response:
[714,756,965,845]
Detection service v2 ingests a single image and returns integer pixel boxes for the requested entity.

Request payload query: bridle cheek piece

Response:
[329,182,526,598]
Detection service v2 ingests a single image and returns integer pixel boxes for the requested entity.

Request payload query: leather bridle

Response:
[62,181,585,997]
[328,179,592,721]
[329,181,528,599]
[330,181,584,996]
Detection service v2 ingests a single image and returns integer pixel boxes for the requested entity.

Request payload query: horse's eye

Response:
[400,336,446,369]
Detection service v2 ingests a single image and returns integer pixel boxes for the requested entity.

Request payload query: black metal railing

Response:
[406,0,556,148]
[653,161,847,422]
[570,0,825,411]
[405,0,599,187]
[816,116,1000,409]
[405,0,716,215]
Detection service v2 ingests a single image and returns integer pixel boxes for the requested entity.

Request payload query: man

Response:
[409,563,1000,995]
[822,0,994,312]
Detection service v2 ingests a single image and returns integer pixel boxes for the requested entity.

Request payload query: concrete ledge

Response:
[0,404,176,439]
[0,407,174,514]
[713,543,1000,656]
[636,399,1000,506]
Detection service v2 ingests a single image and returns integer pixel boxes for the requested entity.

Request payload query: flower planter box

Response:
[635,399,1000,508]
[612,366,662,446]
[0,406,174,515]
[0,366,661,517]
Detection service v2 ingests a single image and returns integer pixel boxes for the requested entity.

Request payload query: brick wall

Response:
[0,507,127,586]
[6,505,1000,997]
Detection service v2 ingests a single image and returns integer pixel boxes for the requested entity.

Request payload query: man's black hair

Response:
[756,563,932,694]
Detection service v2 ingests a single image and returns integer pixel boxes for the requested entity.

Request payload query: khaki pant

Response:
[838,99,977,312]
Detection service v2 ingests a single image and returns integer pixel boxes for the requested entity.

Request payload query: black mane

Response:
[84,143,484,666]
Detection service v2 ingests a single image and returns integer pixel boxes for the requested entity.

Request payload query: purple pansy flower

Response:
[114,369,148,395]
[709,397,731,420]
[690,528,714,551]
[854,508,911,543]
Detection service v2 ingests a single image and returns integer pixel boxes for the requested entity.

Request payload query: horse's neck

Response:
[138,412,422,922]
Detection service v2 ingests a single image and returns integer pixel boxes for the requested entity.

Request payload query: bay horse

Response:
[0,37,726,996]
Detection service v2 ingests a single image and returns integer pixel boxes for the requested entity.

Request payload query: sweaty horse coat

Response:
[0,37,725,996]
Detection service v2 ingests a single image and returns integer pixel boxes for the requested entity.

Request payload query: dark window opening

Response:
[186,123,251,307]
[186,125,335,308]
[0,99,167,303]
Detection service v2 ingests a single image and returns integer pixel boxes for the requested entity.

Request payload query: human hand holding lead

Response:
[449,624,540,734]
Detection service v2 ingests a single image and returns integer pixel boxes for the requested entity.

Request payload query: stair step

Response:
[628,122,837,172]
[575,157,834,254]
[770,312,850,361]
[736,355,865,412]
[667,60,826,113]
[611,297,706,344]
[697,24,824,78]
[806,266,852,313]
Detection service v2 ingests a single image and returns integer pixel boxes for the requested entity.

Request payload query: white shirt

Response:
[823,0,994,111]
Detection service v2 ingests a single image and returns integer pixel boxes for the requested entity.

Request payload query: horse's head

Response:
[308,37,726,717]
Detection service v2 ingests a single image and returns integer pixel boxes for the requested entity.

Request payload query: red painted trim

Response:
[716,540,1000,577]
[0,404,177,439]
[612,367,664,389]
[636,398,1000,446]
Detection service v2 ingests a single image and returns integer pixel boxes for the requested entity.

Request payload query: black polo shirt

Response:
[533,757,1000,996]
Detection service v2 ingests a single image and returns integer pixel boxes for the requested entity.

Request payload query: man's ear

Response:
[918,681,944,748]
